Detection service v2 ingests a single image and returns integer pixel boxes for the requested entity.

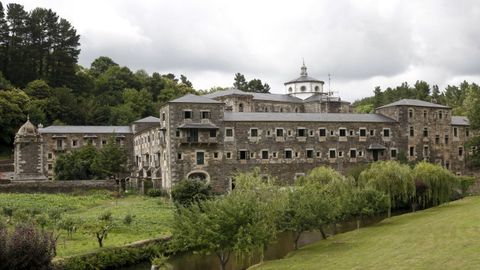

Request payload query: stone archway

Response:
[187,170,210,183]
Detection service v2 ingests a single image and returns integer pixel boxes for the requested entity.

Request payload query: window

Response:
[423,110,427,119]
[176,130,181,137]
[409,146,415,157]
[177,153,182,160]
[201,111,210,119]
[226,152,232,159]
[288,87,292,92]
[423,145,429,157]
[288,130,292,136]
[295,152,299,158]
[453,127,458,137]
[72,140,78,147]
[267,130,271,136]
[409,126,414,137]
[358,150,363,157]
[349,130,354,136]
[250,128,258,137]
[213,152,219,159]
[445,161,450,169]
[459,147,463,157]
[423,127,428,137]
[330,130,335,136]
[225,128,233,137]
[391,149,397,158]
[273,152,277,158]
[56,139,63,149]
[102,140,107,145]
[250,152,255,158]
[369,129,375,136]
[339,128,347,137]
[261,150,269,159]
[285,149,293,159]
[210,130,217,138]
[445,135,449,144]
[48,164,53,170]
[359,128,367,137]
[297,128,306,137]
[239,103,244,112]
[184,110,192,119]
[239,150,248,160]
[439,111,443,120]
[435,135,440,144]
[47,153,53,159]
[196,152,204,165]
[409,109,413,118]
[309,130,314,136]
[329,149,336,159]
[300,86,306,92]
[338,151,343,157]
[306,149,314,158]
[466,128,470,137]
[319,128,326,137]
[315,86,320,91]
[383,128,390,137]
[276,128,284,137]
[350,149,357,158]
[316,151,321,157]
[162,112,166,121]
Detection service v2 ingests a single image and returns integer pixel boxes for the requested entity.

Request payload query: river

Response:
[122,214,389,270]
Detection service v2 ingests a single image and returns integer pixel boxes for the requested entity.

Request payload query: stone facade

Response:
[157,95,470,192]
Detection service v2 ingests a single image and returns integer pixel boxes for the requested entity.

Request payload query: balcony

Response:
[180,137,217,144]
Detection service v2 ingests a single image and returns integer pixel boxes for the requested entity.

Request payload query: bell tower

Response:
[13,117,47,181]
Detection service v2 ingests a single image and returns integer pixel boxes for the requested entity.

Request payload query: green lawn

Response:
[254,196,480,270]
[0,191,174,257]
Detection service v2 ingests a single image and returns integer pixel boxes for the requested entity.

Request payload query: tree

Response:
[172,171,281,270]
[92,137,128,179]
[54,144,97,180]
[0,89,30,146]
[171,179,213,208]
[85,211,115,248]
[359,161,415,217]
[346,188,389,229]
[89,56,118,78]
[412,162,457,208]
[24,79,52,99]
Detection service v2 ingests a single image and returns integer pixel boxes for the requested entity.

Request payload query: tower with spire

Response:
[284,61,325,100]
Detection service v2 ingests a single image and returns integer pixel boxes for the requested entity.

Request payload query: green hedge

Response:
[54,237,171,270]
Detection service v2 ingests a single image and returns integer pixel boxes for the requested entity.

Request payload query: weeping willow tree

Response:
[359,161,415,217]
[412,162,457,208]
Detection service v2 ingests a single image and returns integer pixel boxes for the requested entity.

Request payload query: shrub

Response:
[171,179,213,207]
[147,188,168,198]
[456,175,476,197]
[0,223,57,270]
[123,214,135,225]
[412,162,457,207]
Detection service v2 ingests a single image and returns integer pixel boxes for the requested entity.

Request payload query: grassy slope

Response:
[0,192,174,257]
[255,196,480,270]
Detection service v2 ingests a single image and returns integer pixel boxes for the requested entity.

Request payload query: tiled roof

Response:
[284,75,324,84]
[451,116,469,126]
[204,88,304,103]
[224,112,396,123]
[377,99,450,109]
[134,116,160,123]
[169,94,223,104]
[39,126,132,134]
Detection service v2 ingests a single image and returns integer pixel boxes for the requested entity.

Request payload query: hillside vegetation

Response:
[254,196,480,270]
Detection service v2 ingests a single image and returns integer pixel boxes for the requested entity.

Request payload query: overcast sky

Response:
[13,0,480,101]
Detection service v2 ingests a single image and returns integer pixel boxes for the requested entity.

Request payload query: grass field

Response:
[0,191,174,257]
[254,196,480,270]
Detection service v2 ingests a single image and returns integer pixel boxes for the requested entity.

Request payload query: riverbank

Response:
[253,196,480,270]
